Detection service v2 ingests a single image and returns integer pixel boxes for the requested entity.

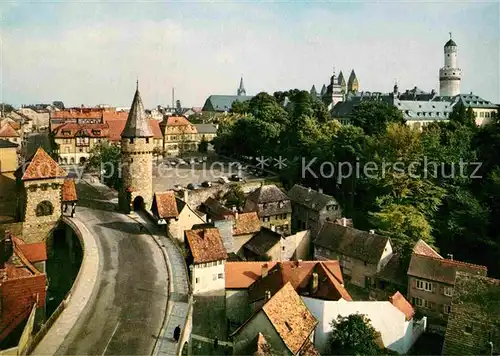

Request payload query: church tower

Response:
[439,33,461,97]
[338,71,347,94]
[323,68,344,109]
[237,77,246,96]
[347,70,359,93]
[119,82,154,213]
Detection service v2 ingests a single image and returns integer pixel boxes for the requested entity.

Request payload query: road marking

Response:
[102,321,120,356]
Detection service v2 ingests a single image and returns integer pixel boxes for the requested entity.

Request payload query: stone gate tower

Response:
[119,82,154,213]
[439,33,462,97]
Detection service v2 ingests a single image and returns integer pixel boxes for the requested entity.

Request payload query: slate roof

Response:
[287,184,338,212]
[245,185,291,217]
[19,148,67,181]
[121,87,154,138]
[185,228,228,264]
[0,124,19,138]
[233,212,261,236]
[202,197,234,220]
[202,95,253,112]
[243,227,282,256]
[454,93,498,109]
[314,222,390,265]
[413,239,442,258]
[62,178,78,202]
[389,291,415,321]
[0,139,18,148]
[407,254,488,285]
[395,99,452,121]
[445,39,457,47]
[247,260,351,302]
[194,124,218,134]
[442,272,500,355]
[152,191,179,219]
[374,253,407,286]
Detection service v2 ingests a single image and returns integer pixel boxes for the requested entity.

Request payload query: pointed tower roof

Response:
[337,71,346,85]
[348,69,357,83]
[237,77,246,96]
[320,84,327,96]
[121,82,153,138]
[310,85,318,96]
[20,147,67,181]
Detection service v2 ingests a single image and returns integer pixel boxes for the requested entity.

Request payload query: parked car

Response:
[201,181,212,188]
[230,174,243,182]
[178,159,187,165]
[173,184,183,192]
[169,160,178,166]
[187,183,196,190]
[218,176,230,184]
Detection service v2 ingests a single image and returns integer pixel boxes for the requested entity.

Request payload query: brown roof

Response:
[243,227,282,256]
[225,262,278,289]
[242,333,274,356]
[203,197,234,220]
[165,115,192,126]
[244,185,292,218]
[389,291,415,321]
[300,339,321,356]
[152,191,179,219]
[185,228,228,264]
[247,185,289,204]
[7,121,21,131]
[20,148,67,181]
[107,119,162,141]
[0,124,19,138]
[315,222,390,264]
[233,212,261,236]
[408,254,488,285]
[247,261,351,302]
[261,283,318,355]
[12,237,47,263]
[413,239,442,258]
[50,109,103,120]
[62,179,78,202]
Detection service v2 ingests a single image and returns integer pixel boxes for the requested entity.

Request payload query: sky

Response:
[1,0,499,109]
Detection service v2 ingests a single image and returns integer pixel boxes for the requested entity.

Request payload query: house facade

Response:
[287,184,341,237]
[243,184,292,236]
[185,228,228,295]
[167,198,205,243]
[158,116,198,156]
[0,139,18,216]
[314,222,393,288]
[151,191,179,225]
[407,253,488,328]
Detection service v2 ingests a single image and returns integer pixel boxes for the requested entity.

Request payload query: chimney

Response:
[262,264,269,278]
[342,217,347,227]
[270,224,276,232]
[183,189,188,203]
[310,272,319,294]
[447,254,453,260]
[369,229,375,234]
[265,290,271,300]
[318,188,323,194]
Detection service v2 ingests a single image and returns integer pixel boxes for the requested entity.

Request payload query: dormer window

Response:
[278,201,284,209]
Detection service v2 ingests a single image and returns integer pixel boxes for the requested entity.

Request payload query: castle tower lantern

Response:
[119,82,154,213]
[439,33,462,97]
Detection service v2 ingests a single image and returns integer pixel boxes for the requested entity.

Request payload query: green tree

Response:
[349,101,405,136]
[0,103,15,114]
[87,141,122,189]
[231,100,250,114]
[222,185,246,209]
[329,314,382,355]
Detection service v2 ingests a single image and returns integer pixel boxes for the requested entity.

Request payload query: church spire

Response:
[121,82,153,138]
[237,76,246,96]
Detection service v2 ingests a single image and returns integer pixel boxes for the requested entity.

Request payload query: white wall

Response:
[302,297,418,354]
[377,240,393,272]
[192,260,225,294]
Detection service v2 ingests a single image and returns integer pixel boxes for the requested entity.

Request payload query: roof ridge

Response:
[414,253,487,270]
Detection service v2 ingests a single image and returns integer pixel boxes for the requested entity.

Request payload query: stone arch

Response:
[181,341,188,356]
[70,157,75,165]
[79,157,87,165]
[63,157,68,165]
[133,196,145,211]
[36,200,54,217]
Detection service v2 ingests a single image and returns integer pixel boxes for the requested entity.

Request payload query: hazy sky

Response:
[1,1,499,108]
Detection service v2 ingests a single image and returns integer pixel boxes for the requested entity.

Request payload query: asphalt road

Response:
[55,180,169,355]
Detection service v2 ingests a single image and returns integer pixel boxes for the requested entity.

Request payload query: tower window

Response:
[447,54,450,57]
[146,138,150,143]
[130,138,134,144]
[36,201,54,217]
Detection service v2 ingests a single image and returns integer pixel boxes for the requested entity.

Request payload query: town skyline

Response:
[2,1,499,108]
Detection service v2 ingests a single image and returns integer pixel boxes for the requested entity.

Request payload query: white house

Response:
[185,228,228,295]
[302,292,426,354]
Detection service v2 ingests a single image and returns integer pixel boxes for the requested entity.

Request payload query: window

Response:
[278,201,284,209]
[146,138,149,143]
[282,246,285,251]
[464,322,473,334]
[263,217,270,222]
[130,138,134,144]
[36,201,54,217]
[284,321,293,332]
[444,286,453,297]
[412,297,425,307]
[443,304,451,314]
[416,279,433,292]
[218,273,224,279]
[195,278,199,284]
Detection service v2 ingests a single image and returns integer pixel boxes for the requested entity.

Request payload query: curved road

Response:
[55,181,169,355]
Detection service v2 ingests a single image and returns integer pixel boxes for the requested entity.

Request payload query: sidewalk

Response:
[32,217,100,355]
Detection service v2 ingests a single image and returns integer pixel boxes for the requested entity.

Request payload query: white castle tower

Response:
[439,33,462,97]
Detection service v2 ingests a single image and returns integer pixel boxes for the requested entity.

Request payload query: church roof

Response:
[202,95,254,112]
[121,85,153,138]
[445,39,457,47]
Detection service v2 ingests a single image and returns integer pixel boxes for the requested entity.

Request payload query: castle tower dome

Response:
[439,33,461,97]
[237,77,246,96]
[119,81,154,213]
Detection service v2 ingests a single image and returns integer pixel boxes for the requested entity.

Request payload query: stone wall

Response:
[22,178,64,243]
[119,137,153,212]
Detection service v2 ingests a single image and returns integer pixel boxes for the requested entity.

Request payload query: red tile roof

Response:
[165,116,192,126]
[50,110,103,120]
[413,239,442,259]
[0,124,19,138]
[152,191,179,219]
[261,283,318,355]
[233,212,261,236]
[52,122,109,138]
[225,262,278,289]
[12,237,47,263]
[185,228,228,264]
[102,111,129,121]
[107,119,162,141]
[62,178,78,202]
[389,291,415,321]
[21,148,67,181]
